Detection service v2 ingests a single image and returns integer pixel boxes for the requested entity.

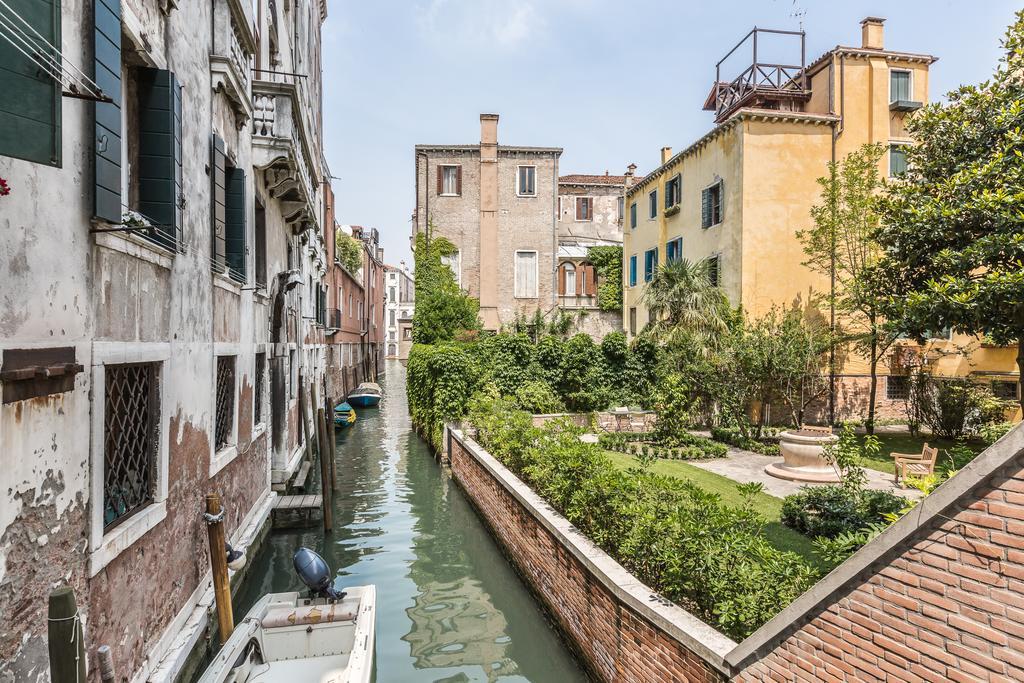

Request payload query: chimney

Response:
[624,163,637,189]
[660,147,673,165]
[860,17,884,50]
[480,113,499,146]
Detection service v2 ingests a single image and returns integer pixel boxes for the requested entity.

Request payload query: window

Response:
[666,238,682,263]
[575,197,593,221]
[890,69,912,103]
[441,250,461,287]
[289,349,296,398]
[348,294,353,317]
[388,343,397,356]
[403,327,412,340]
[705,255,720,287]
[992,381,1020,401]
[0,0,61,166]
[389,286,396,303]
[103,363,158,530]
[665,175,681,208]
[438,164,461,196]
[890,144,908,177]
[515,250,538,298]
[648,189,658,219]
[214,356,236,451]
[389,330,396,341]
[254,352,266,425]
[925,327,952,341]
[255,200,267,289]
[644,248,658,282]
[389,309,396,326]
[561,262,576,296]
[628,255,637,287]
[886,375,910,400]
[617,196,625,222]
[701,181,723,228]
[629,307,637,336]
[579,264,589,296]
[630,202,637,229]
[517,166,536,196]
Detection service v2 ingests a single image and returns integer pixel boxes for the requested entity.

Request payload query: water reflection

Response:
[234,361,587,683]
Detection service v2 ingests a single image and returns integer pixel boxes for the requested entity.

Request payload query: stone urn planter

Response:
[764,428,841,483]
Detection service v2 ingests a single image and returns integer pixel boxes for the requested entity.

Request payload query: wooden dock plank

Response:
[273,494,323,510]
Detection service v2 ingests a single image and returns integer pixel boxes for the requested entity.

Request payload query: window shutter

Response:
[0,0,62,166]
[575,197,583,219]
[558,264,566,295]
[585,264,596,296]
[436,165,442,194]
[137,68,182,246]
[701,188,710,228]
[717,180,724,222]
[225,166,246,280]
[92,0,120,219]
[455,166,462,195]
[210,134,227,270]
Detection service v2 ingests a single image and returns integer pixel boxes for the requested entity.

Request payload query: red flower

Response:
[0,178,9,197]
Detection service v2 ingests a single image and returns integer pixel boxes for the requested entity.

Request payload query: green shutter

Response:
[93,0,121,220]
[0,0,61,166]
[225,166,246,281]
[210,134,226,270]
[701,188,710,228]
[137,68,182,247]
[717,180,724,222]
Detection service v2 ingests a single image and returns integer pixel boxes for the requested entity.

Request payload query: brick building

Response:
[0,0,329,680]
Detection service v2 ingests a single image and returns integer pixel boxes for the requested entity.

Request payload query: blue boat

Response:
[348,382,382,408]
[334,401,356,427]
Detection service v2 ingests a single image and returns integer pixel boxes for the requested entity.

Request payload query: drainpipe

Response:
[552,154,559,313]
[828,53,846,426]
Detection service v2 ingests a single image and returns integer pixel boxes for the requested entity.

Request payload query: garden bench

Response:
[892,443,938,485]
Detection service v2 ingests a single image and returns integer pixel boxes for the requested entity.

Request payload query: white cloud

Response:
[415,0,545,49]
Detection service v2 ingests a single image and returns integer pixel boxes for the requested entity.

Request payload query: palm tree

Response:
[640,258,729,346]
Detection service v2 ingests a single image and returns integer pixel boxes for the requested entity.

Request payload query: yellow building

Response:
[622,18,1021,421]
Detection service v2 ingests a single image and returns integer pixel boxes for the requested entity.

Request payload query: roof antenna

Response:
[790,0,806,31]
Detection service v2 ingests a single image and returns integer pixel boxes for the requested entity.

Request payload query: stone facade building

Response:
[385,263,415,359]
[0,0,331,680]
[414,114,625,337]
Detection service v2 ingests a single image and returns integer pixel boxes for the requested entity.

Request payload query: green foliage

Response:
[812,524,886,570]
[823,425,873,493]
[556,333,609,412]
[871,12,1024,411]
[913,376,1006,439]
[623,335,661,408]
[513,380,564,414]
[468,395,819,640]
[406,343,483,449]
[780,486,902,541]
[652,373,696,444]
[412,231,480,344]
[980,421,1015,445]
[598,431,727,460]
[641,258,730,346]
[709,427,781,457]
[588,245,623,312]
[477,333,535,396]
[334,230,363,274]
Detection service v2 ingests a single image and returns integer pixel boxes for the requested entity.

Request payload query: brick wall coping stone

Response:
[449,427,738,674]
[725,421,1024,671]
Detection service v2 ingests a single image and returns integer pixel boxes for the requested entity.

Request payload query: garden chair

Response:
[892,443,938,485]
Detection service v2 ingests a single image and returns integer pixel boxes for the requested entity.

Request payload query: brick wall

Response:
[735,440,1024,682]
[448,430,733,683]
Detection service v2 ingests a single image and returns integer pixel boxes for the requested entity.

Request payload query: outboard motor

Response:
[293,547,345,600]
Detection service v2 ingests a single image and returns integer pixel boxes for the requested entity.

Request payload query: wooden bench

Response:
[892,443,939,485]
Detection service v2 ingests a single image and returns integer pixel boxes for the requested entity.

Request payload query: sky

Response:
[320,0,1021,268]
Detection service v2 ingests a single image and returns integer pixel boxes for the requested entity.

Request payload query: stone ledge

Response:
[449,427,737,675]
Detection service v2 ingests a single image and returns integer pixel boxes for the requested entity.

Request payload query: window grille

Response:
[254,353,266,424]
[992,380,1019,402]
[103,363,157,530]
[215,356,235,451]
[887,375,910,401]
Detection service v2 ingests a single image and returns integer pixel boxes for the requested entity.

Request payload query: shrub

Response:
[513,380,564,415]
[406,343,482,449]
[710,426,781,457]
[780,486,903,540]
[980,421,1014,445]
[915,376,1006,439]
[468,396,819,640]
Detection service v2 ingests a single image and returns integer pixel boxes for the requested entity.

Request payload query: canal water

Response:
[235,361,588,682]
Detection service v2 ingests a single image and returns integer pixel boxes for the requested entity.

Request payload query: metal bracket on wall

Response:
[1,348,84,404]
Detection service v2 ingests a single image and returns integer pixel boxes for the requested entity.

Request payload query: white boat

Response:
[347,382,381,408]
[199,550,375,683]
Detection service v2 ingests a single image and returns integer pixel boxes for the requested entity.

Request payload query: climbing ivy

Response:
[588,245,623,312]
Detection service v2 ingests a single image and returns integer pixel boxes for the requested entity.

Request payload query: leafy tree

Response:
[588,245,623,312]
[412,230,480,344]
[872,12,1024,412]
[800,143,897,433]
[557,333,609,411]
[334,230,363,274]
[640,257,729,347]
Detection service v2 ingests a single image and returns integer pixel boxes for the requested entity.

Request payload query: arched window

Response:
[559,262,576,296]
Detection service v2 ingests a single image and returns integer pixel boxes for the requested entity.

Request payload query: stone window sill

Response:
[89,501,168,577]
[210,444,239,478]
[93,228,175,270]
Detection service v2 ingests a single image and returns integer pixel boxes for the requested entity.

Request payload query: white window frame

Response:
[210,344,241,476]
[89,341,172,577]
[574,196,593,222]
[441,250,461,288]
[439,164,461,196]
[889,68,913,104]
[514,249,539,299]
[516,165,537,197]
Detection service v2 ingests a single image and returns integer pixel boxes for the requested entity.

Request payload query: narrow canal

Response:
[235,361,588,682]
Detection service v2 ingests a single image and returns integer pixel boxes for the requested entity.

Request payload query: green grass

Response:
[603,450,828,572]
[859,433,985,474]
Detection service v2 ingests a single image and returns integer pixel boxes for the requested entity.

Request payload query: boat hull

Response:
[348,394,380,408]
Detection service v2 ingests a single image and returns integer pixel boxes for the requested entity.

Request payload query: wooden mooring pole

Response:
[326,395,337,490]
[205,493,234,643]
[97,645,116,683]
[317,406,333,532]
[299,379,314,462]
[47,586,86,683]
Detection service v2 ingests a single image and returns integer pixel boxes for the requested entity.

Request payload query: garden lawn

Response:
[858,433,985,475]
[603,450,828,572]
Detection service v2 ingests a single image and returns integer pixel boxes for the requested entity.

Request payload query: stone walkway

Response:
[686,445,923,501]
